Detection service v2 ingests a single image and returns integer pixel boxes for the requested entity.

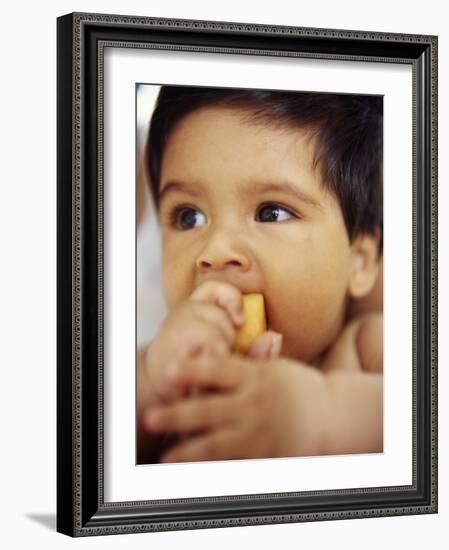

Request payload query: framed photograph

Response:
[57,12,438,536]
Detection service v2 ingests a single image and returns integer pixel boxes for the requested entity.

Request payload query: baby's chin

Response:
[278,342,319,364]
[267,319,323,364]
[281,328,341,365]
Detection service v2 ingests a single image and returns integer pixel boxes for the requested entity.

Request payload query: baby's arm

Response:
[137,348,161,463]
[319,313,383,454]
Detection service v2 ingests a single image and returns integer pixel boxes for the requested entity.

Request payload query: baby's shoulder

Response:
[354,312,383,373]
[320,313,383,374]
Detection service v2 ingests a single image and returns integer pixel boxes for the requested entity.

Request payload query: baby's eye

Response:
[256,204,295,223]
[174,207,207,230]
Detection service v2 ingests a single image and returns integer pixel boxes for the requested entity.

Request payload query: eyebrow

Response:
[242,180,322,208]
[159,179,322,208]
[159,180,202,204]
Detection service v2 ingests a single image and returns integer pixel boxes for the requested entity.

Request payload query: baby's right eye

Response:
[173,207,207,230]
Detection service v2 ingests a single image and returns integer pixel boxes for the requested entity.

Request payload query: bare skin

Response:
[137,281,282,462]
[137,106,382,463]
[138,293,382,462]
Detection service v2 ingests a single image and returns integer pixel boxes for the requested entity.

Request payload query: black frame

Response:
[57,12,438,537]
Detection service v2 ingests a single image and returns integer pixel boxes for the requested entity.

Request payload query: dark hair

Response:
[145,85,383,248]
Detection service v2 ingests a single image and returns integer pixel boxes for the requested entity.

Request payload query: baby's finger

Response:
[191,281,244,326]
[191,302,236,347]
[248,332,283,359]
[144,393,235,434]
[160,428,241,463]
[168,353,243,390]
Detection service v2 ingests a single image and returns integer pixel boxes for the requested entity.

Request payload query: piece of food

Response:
[235,293,267,354]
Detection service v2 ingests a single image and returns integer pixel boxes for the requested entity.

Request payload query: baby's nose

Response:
[197,257,247,271]
[196,238,251,273]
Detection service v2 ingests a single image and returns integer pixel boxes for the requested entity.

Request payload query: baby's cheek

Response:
[273,307,322,362]
[268,285,345,363]
[162,262,186,311]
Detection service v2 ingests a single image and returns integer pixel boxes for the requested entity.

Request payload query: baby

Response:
[137,86,383,464]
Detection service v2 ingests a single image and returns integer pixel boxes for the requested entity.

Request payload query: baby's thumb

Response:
[247,331,283,360]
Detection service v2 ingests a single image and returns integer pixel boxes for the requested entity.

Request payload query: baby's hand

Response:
[144,352,325,462]
[141,281,245,406]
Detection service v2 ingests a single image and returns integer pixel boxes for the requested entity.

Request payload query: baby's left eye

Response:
[256,204,295,222]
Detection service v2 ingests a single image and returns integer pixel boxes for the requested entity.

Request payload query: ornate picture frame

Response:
[57,12,437,536]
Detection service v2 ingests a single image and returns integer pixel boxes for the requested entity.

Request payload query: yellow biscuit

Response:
[235,293,266,354]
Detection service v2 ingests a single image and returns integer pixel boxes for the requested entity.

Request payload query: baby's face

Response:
[158,107,354,362]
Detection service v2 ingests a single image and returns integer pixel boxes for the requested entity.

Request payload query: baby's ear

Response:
[348,229,381,299]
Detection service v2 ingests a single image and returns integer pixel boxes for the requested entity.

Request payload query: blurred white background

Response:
[0,1,446,548]
[136,84,166,349]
